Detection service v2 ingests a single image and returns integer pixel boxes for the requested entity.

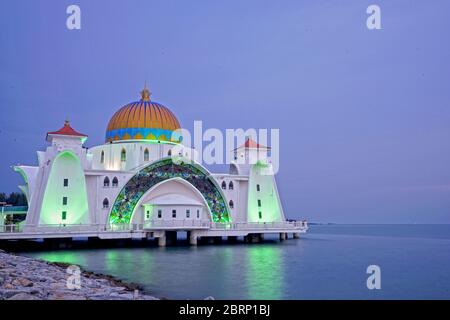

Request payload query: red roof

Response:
[234,137,270,150]
[47,121,87,138]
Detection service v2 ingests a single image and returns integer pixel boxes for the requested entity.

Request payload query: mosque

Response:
[3,86,307,245]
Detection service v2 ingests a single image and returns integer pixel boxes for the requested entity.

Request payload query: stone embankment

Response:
[0,249,159,300]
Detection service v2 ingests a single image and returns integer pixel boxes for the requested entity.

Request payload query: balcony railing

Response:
[0,220,308,234]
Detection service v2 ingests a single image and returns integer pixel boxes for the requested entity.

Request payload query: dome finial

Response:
[140,81,151,101]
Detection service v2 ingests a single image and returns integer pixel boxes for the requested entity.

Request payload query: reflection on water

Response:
[23,226,450,299]
[246,245,283,299]
[37,251,87,266]
[26,242,285,299]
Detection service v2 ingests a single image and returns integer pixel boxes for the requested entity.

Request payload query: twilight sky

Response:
[1,0,449,223]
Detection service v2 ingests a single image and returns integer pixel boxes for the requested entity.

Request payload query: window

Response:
[229,200,234,209]
[62,211,67,221]
[186,209,190,218]
[144,148,149,161]
[112,177,118,187]
[103,198,109,209]
[229,181,234,190]
[146,210,150,219]
[258,211,262,219]
[63,179,68,187]
[197,209,200,219]
[221,181,226,190]
[103,177,110,187]
[121,149,126,162]
[172,209,177,218]
[158,210,162,219]
[62,197,68,206]
[100,151,105,164]
[257,184,260,192]
[168,149,172,157]
[257,199,261,207]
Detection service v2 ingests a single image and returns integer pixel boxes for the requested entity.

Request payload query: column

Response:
[158,232,166,247]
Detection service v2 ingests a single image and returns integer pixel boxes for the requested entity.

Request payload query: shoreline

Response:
[0,249,160,300]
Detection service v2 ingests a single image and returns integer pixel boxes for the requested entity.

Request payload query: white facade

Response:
[7,91,306,243]
[15,133,287,230]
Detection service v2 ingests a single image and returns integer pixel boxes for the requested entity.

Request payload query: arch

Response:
[129,177,209,223]
[221,181,226,190]
[121,148,126,162]
[103,177,110,187]
[103,198,109,208]
[112,177,119,187]
[108,158,231,225]
[144,148,149,161]
[229,181,234,190]
[100,151,105,164]
[230,163,240,175]
[229,200,234,209]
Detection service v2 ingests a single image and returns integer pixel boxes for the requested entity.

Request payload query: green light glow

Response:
[247,163,283,223]
[40,151,89,225]
[246,246,283,299]
[109,157,231,225]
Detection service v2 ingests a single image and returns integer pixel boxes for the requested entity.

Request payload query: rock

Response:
[8,293,40,300]
[3,283,14,290]
[0,250,160,301]
[48,293,87,300]
[12,277,33,287]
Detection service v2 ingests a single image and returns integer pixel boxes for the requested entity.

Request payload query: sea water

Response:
[23,224,450,299]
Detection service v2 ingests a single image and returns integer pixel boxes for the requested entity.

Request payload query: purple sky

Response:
[1,0,449,223]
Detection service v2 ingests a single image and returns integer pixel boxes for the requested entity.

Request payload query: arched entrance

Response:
[108,157,231,225]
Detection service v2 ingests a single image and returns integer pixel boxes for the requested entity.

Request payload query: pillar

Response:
[279,233,286,241]
[189,232,198,246]
[293,233,300,239]
[158,232,166,247]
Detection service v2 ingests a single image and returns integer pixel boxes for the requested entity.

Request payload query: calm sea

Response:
[23,224,450,299]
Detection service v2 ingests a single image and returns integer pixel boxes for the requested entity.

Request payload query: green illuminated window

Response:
[63,179,68,187]
[172,209,176,218]
[146,210,150,219]
[121,149,126,162]
[258,211,262,219]
[158,210,162,219]
[62,211,67,220]
[62,197,67,206]
[257,184,260,192]
[144,148,149,161]
[257,199,261,207]
[186,209,190,218]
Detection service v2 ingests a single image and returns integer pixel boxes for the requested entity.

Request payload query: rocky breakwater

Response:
[0,249,159,300]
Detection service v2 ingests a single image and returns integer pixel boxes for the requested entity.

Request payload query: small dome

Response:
[106,86,181,143]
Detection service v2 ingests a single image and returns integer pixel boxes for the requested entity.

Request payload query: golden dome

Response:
[106,86,181,143]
